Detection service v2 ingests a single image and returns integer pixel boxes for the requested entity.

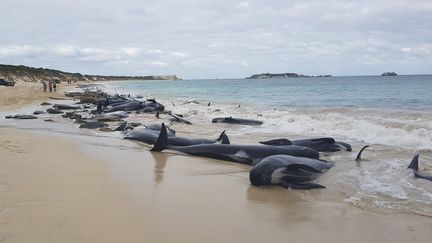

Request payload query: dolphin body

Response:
[151,123,319,165]
[407,154,432,181]
[212,117,263,126]
[249,155,335,189]
[125,128,230,146]
[259,137,352,152]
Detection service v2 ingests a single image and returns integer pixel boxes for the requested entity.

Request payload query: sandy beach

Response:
[0,82,77,112]
[1,82,432,243]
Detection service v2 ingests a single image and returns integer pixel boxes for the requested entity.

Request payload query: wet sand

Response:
[1,84,432,242]
[0,128,431,242]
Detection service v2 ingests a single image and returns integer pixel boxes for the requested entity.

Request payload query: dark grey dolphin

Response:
[259,137,352,152]
[145,123,176,135]
[408,154,432,181]
[249,155,334,189]
[53,104,82,110]
[212,117,263,126]
[151,123,319,165]
[125,128,229,146]
[104,101,145,113]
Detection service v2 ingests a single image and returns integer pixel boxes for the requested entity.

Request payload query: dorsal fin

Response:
[150,123,168,152]
[217,130,231,144]
[355,145,370,161]
[407,154,420,171]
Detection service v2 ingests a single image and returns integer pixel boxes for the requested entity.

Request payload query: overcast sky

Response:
[1,0,431,79]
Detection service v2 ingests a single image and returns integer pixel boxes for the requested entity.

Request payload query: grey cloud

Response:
[1,0,431,78]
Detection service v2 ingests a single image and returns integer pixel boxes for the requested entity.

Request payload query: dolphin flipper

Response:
[259,139,293,146]
[280,181,326,190]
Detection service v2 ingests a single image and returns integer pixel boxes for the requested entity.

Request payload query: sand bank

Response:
[1,127,431,243]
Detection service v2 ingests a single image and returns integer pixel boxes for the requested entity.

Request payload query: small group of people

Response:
[42,80,57,92]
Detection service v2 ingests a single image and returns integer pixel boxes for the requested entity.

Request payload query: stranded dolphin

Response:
[125,128,230,146]
[259,137,352,152]
[407,154,432,181]
[150,123,319,165]
[249,155,334,189]
[212,117,263,126]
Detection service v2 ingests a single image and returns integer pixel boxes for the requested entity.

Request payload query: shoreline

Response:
[1,127,432,242]
[1,81,432,242]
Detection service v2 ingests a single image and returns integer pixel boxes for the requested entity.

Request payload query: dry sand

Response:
[0,82,76,111]
[1,83,432,242]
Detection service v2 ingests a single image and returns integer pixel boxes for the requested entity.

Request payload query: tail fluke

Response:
[355,145,369,161]
[407,154,420,171]
[150,123,168,152]
[217,130,231,144]
[259,138,293,146]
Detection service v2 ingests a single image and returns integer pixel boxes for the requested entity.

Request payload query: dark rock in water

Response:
[47,108,64,114]
[5,114,37,119]
[40,102,52,106]
[53,104,81,110]
[33,110,46,115]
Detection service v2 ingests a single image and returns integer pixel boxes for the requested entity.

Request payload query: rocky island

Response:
[246,72,332,79]
[381,72,398,76]
[0,64,180,83]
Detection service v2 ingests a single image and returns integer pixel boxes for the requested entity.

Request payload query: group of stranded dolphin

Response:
[6,86,431,189]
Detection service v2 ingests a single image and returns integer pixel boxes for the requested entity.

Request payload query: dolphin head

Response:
[249,157,285,186]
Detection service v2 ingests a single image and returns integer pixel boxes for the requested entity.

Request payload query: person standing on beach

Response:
[53,82,57,92]
[42,81,47,92]
[48,81,53,92]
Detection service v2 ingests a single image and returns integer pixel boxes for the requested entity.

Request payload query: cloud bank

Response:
[1,0,431,78]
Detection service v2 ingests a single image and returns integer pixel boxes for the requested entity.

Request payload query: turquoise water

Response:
[104,75,432,109]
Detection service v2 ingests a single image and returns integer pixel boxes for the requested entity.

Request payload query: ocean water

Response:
[101,75,432,216]
[104,75,432,109]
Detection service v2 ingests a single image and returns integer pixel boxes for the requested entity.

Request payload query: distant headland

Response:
[381,72,398,76]
[246,72,332,79]
[0,64,180,83]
